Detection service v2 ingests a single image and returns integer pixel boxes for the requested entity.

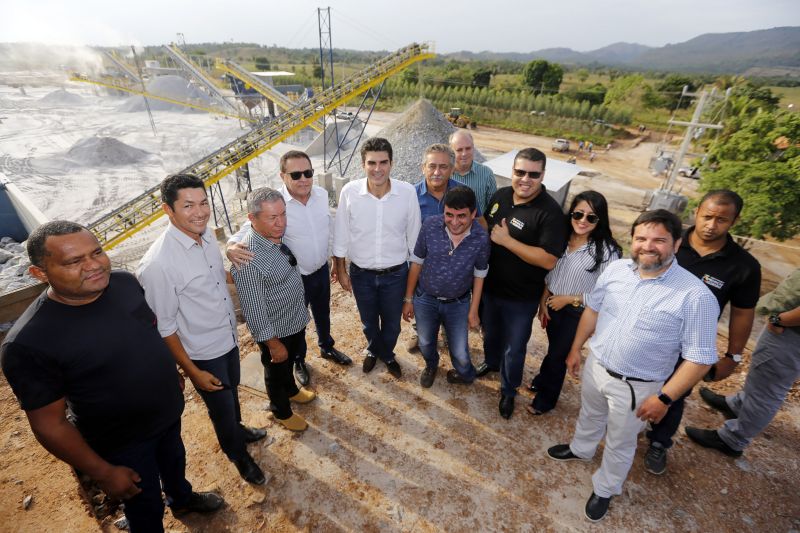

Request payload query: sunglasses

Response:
[512,168,543,179]
[570,211,599,224]
[279,243,297,266]
[286,169,314,180]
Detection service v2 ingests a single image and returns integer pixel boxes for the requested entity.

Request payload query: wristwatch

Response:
[657,391,673,406]
[768,314,783,327]
[724,352,742,363]
[571,296,582,308]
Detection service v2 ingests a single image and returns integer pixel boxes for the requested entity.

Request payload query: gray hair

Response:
[448,130,474,146]
[247,187,284,214]
[423,143,455,166]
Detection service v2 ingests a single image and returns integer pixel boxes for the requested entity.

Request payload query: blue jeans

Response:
[193,346,247,461]
[480,290,539,397]
[349,262,408,363]
[414,289,476,381]
[103,421,192,533]
[302,264,335,353]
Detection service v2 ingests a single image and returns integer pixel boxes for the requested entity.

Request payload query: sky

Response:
[3,0,799,53]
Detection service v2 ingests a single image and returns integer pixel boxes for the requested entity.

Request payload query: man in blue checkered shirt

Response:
[547,209,719,522]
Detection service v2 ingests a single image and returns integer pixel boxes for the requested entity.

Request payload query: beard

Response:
[633,250,674,272]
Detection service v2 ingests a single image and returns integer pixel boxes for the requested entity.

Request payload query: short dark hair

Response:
[444,186,477,212]
[361,137,393,163]
[514,147,547,171]
[631,209,683,241]
[27,220,89,267]
[160,173,205,209]
[699,189,743,218]
[280,150,312,173]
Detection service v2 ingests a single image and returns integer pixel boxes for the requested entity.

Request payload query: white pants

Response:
[569,353,663,498]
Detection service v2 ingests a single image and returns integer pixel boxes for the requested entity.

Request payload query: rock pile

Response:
[65,136,152,167]
[0,237,34,294]
[342,99,485,184]
[118,75,215,112]
[39,89,86,106]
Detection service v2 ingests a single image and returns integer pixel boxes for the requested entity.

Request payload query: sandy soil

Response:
[1,100,799,532]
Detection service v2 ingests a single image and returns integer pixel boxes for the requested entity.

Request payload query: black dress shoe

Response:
[699,387,737,419]
[499,394,515,419]
[585,492,611,522]
[475,362,499,378]
[528,380,539,393]
[321,348,352,365]
[363,352,377,373]
[172,491,225,515]
[386,360,402,379]
[547,443,587,461]
[420,366,436,388]
[294,360,310,386]
[685,427,743,457]
[241,424,267,443]
[446,369,472,384]
[233,452,266,485]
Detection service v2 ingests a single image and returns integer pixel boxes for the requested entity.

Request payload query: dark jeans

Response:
[531,305,584,412]
[193,346,246,462]
[258,329,304,419]
[103,421,192,533]
[414,289,476,381]
[481,290,539,397]
[349,262,408,363]
[302,263,335,353]
[647,358,691,448]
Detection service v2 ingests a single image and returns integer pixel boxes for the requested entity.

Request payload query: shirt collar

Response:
[246,226,280,249]
[358,178,398,198]
[682,226,735,258]
[628,256,681,280]
[167,222,211,250]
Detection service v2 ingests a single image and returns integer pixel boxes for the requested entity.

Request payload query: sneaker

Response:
[172,491,225,516]
[475,362,499,378]
[420,366,436,388]
[644,442,667,475]
[585,492,611,522]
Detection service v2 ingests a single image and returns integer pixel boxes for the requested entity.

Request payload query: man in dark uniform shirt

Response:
[476,147,566,419]
[0,221,224,533]
[644,190,761,475]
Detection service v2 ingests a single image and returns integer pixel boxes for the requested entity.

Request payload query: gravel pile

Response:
[39,89,86,106]
[65,136,152,167]
[118,75,215,112]
[342,99,485,184]
[0,237,34,294]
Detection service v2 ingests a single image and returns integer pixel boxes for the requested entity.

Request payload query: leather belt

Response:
[435,291,470,303]
[605,369,654,411]
[352,262,404,276]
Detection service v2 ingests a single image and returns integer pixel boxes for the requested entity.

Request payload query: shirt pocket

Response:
[634,309,682,344]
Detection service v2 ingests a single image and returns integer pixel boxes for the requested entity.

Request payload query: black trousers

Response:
[531,305,584,412]
[647,358,692,448]
[302,264,335,353]
[258,329,304,420]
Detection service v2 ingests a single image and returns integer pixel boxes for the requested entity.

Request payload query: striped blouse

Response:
[545,240,621,298]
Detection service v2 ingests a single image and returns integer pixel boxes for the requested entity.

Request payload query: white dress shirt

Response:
[137,223,238,361]
[230,184,331,276]
[332,178,421,269]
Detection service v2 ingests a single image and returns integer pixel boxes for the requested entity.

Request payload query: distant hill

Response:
[444,27,800,74]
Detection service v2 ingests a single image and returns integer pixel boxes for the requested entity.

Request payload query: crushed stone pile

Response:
[39,89,86,106]
[0,236,35,297]
[343,99,485,184]
[65,136,151,167]
[118,75,216,112]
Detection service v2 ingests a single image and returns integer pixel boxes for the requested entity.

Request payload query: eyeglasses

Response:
[279,243,297,266]
[570,211,599,224]
[512,168,543,180]
[286,169,314,180]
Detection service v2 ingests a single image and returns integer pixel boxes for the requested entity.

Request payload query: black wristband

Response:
[657,392,673,406]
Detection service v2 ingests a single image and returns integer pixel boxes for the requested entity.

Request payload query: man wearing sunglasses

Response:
[227,150,353,388]
[137,174,267,486]
[231,187,316,432]
[477,148,566,419]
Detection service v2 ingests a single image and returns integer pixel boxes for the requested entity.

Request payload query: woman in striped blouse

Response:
[526,190,621,415]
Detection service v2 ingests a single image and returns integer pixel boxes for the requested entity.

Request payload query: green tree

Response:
[522,59,563,95]
[254,56,271,70]
[472,68,492,87]
[576,68,590,83]
[656,74,696,109]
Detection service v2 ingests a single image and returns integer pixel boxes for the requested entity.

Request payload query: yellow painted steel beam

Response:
[89,43,435,250]
[69,74,256,122]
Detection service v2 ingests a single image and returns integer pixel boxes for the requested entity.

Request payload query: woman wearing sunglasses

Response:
[526,190,621,415]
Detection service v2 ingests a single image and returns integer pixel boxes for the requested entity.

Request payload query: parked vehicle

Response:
[678,166,701,179]
[552,138,570,152]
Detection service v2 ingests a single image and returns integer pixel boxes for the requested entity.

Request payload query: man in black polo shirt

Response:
[644,190,761,475]
[476,147,566,418]
[1,221,224,533]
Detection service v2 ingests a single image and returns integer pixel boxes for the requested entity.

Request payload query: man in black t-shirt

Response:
[643,190,761,475]
[0,221,224,533]
[476,148,566,419]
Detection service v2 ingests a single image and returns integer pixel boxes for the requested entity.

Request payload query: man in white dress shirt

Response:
[333,137,422,379]
[227,150,352,387]
[137,174,266,486]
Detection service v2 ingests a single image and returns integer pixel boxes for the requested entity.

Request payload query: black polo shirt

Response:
[484,185,566,301]
[676,227,761,315]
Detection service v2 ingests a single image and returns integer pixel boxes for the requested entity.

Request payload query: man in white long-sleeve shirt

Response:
[333,137,421,379]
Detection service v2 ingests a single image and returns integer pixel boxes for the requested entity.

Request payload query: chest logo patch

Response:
[489,203,499,217]
[509,217,524,230]
[702,274,725,290]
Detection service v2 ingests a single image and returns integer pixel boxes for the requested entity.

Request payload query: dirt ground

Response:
[1,115,799,532]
